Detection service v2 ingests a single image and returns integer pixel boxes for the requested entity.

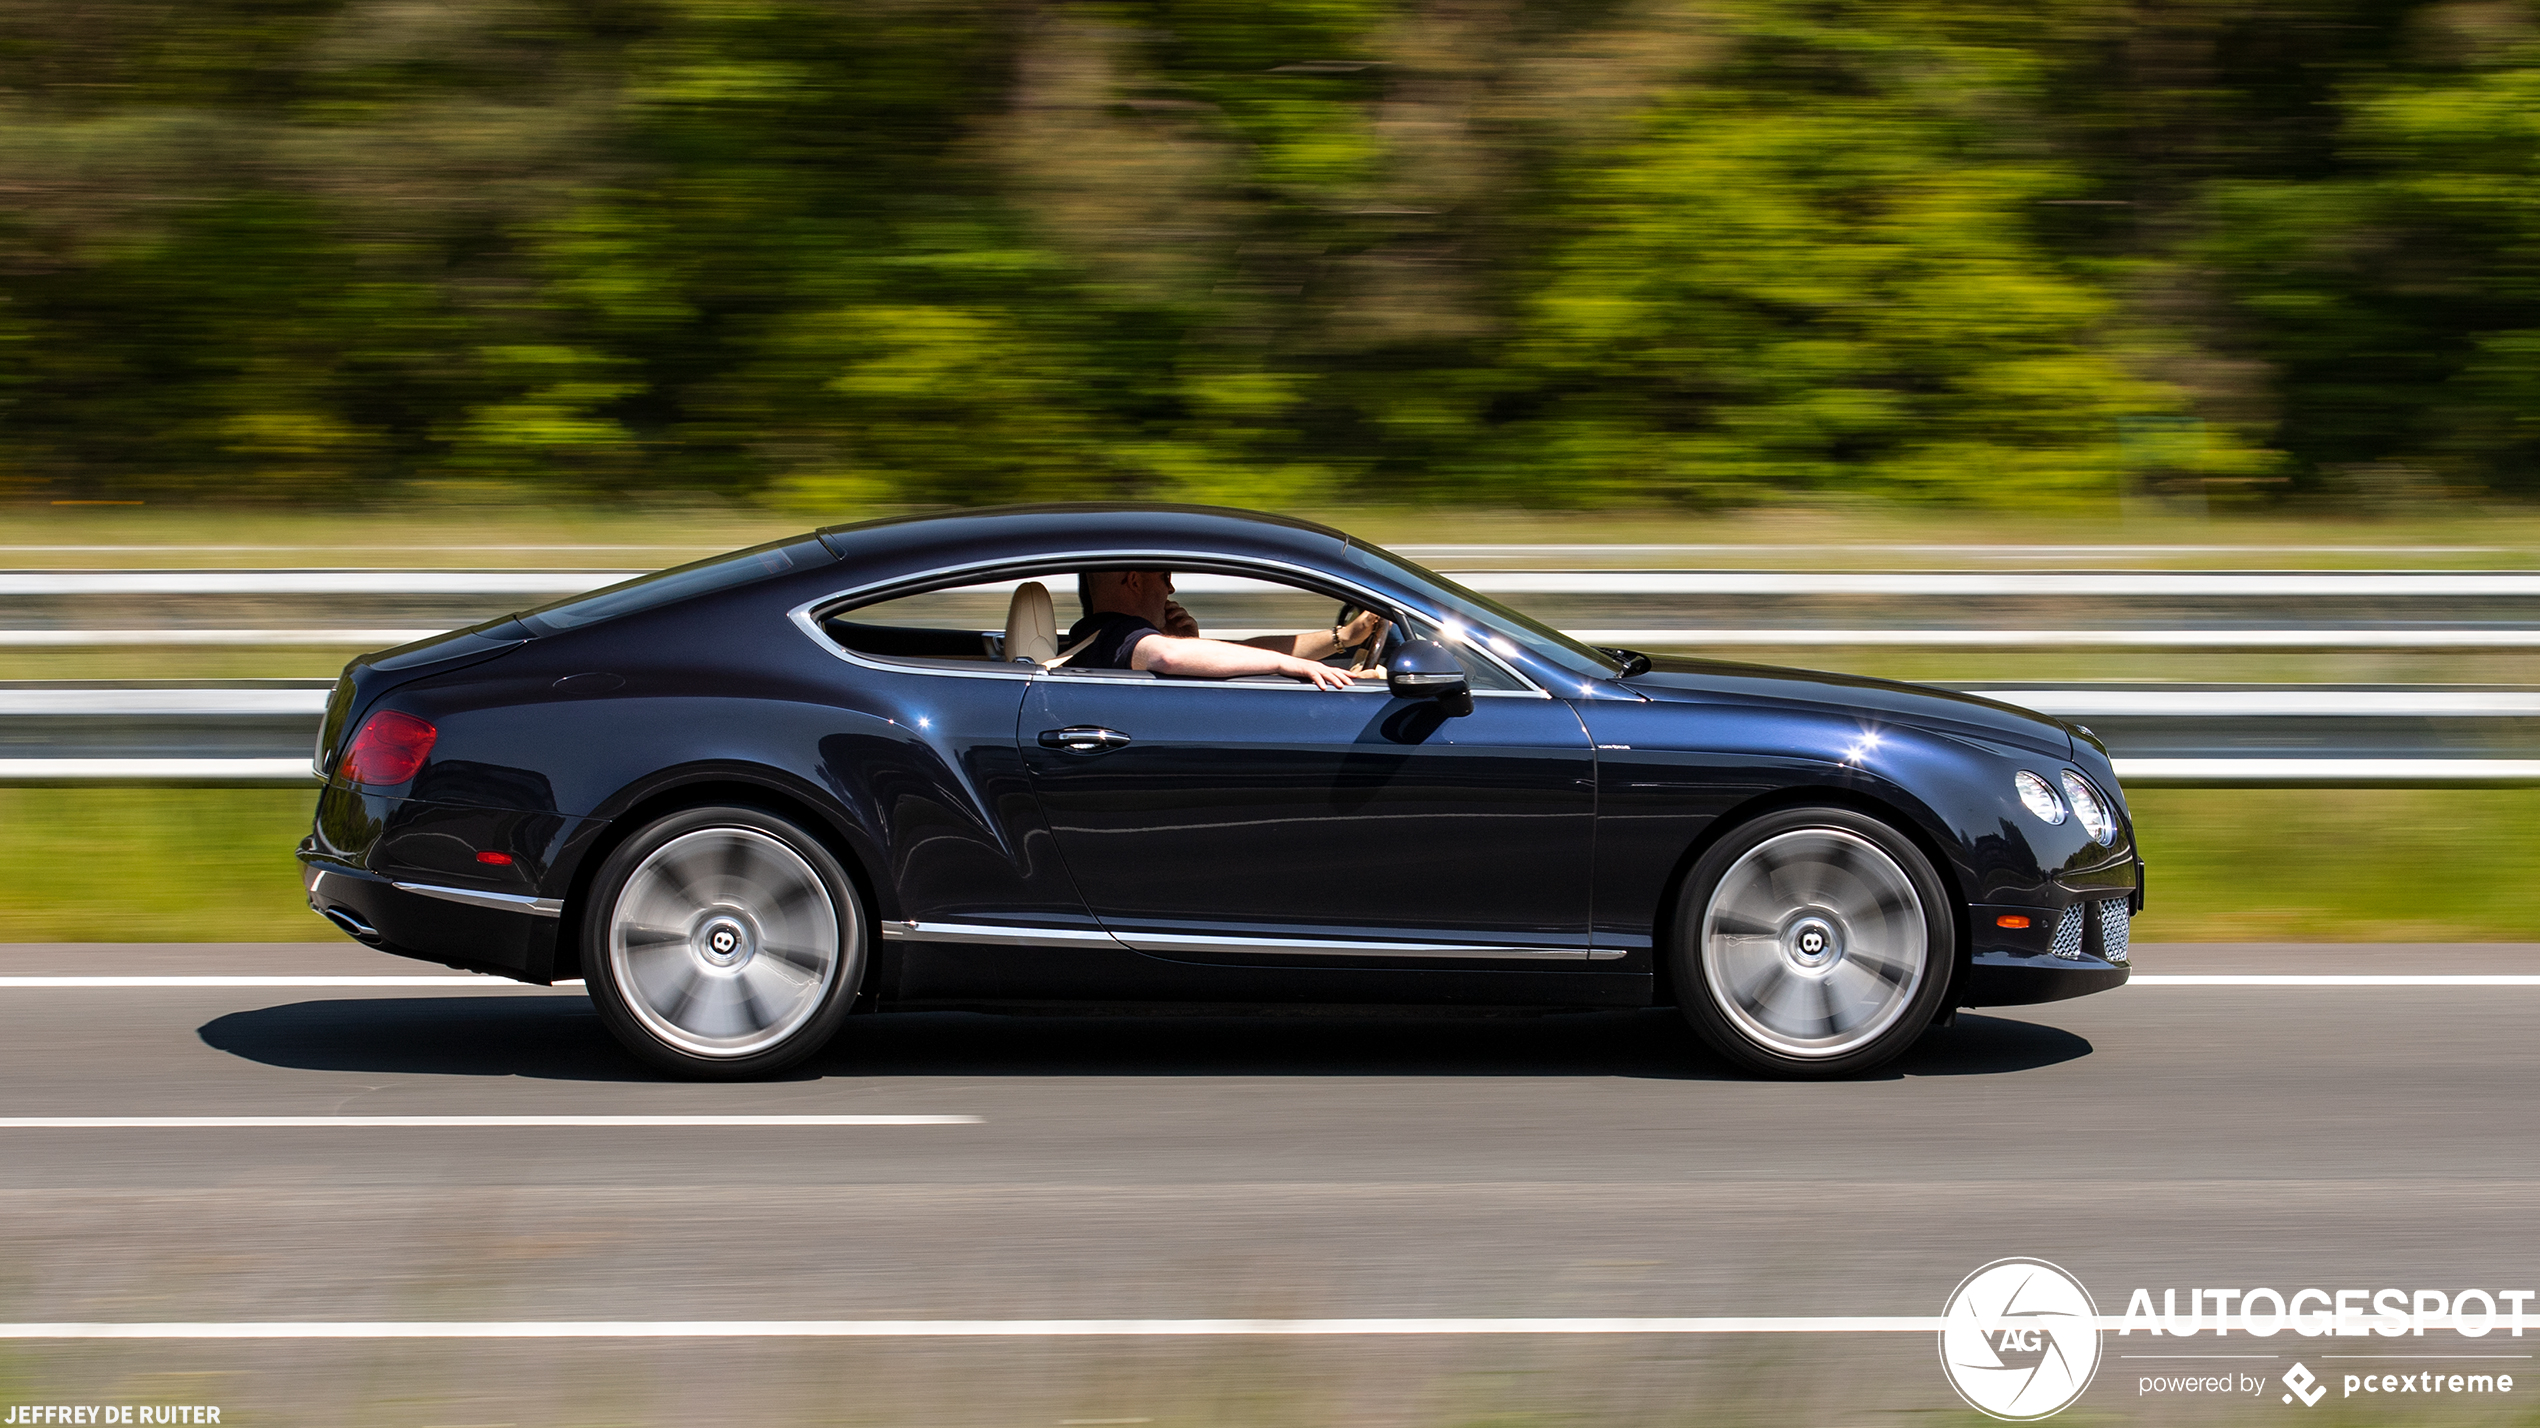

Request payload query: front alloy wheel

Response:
[1673,806,1955,1077]
[584,805,864,1078]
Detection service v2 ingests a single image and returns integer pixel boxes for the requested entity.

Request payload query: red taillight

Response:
[476,850,513,866]
[338,711,437,786]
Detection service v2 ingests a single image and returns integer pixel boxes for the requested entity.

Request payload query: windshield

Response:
[518,534,834,635]
[1343,539,1623,679]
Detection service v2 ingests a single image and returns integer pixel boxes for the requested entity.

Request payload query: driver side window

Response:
[1057,567,1396,684]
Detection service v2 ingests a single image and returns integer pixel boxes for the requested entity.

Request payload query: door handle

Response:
[1037,725,1132,752]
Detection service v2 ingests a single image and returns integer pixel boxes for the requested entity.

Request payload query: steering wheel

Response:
[1331,602,1390,673]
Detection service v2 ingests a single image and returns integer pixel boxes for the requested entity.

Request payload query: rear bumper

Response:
[300,853,563,984]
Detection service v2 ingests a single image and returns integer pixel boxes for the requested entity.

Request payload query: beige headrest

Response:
[1003,581,1059,665]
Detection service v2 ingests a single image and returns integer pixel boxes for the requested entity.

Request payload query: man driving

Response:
[1067,570,1389,690]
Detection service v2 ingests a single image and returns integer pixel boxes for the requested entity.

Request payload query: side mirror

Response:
[1387,639,1473,717]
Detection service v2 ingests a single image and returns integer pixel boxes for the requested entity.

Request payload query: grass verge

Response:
[0,786,324,941]
[2,785,2535,944]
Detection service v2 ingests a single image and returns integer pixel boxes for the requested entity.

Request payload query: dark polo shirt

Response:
[1064,610,1164,669]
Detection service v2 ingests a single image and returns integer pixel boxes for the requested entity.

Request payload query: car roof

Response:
[814,503,1357,573]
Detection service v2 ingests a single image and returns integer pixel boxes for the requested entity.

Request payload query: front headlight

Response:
[2015,770,2066,825]
[2061,770,2115,844]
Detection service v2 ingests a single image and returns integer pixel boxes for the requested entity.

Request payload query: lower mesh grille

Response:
[2097,900,2131,964]
[2051,905,2087,959]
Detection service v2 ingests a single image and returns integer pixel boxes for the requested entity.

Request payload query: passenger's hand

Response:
[1160,600,1199,639]
[1284,657,1358,690]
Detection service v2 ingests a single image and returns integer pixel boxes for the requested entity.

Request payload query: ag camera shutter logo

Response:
[1940,1258,2104,1420]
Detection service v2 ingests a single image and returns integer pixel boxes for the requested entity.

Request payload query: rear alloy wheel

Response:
[1672,806,1955,1077]
[583,805,864,1078]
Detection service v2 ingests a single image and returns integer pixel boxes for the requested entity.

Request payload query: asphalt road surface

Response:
[0,941,2533,1427]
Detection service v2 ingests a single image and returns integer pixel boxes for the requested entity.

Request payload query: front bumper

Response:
[1958,894,2134,1007]
[300,851,564,984]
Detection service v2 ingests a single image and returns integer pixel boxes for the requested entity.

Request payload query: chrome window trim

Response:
[392,880,565,918]
[786,549,1545,697]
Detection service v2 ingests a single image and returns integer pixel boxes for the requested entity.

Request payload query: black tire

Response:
[1671,806,1956,1078]
[581,804,865,1079]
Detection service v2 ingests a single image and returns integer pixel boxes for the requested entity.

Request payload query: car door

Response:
[1017,661,1597,964]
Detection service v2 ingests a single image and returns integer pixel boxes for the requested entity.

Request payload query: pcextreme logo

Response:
[1939,1258,2103,1421]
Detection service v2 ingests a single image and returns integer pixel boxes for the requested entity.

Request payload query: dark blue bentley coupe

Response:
[298,504,2138,1078]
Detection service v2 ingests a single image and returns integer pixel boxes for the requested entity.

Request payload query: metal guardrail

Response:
[11,561,2540,784]
[15,567,2540,651]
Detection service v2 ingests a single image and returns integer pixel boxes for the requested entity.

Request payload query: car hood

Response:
[1619,655,2075,759]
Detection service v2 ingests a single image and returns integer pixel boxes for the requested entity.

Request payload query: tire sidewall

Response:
[1672,805,1957,1078]
[582,804,865,1079]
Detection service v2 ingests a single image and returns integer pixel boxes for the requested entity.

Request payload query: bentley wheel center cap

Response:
[696,915,753,968]
[1787,916,1839,968]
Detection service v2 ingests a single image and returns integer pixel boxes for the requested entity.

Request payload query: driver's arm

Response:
[1131,634,1358,690]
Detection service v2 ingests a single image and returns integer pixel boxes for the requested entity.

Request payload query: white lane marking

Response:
[0,1116,979,1128]
[0,970,566,985]
[0,1317,1945,1339]
[2130,974,2540,986]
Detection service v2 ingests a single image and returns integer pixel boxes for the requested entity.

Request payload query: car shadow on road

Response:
[198,995,659,1083]
[199,997,2090,1082]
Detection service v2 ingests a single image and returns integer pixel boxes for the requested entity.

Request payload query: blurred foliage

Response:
[3,0,2538,509]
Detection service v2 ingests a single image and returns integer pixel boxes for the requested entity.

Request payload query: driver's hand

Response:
[1285,657,1357,690]
[1161,600,1199,639]
[1342,612,1389,649]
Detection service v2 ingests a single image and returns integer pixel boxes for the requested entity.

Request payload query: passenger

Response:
[1067,570,1388,690]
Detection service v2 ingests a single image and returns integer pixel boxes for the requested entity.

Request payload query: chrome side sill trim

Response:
[881,920,1628,962]
[882,921,1125,950]
[1112,931,1589,961]
[391,881,565,918]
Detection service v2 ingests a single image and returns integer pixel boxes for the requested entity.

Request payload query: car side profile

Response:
[298,504,2139,1078]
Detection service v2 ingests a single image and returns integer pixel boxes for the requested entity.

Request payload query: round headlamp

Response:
[2014,770,2066,825]
[2061,771,2115,844]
